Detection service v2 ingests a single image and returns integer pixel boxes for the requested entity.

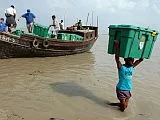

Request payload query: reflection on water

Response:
[0,35,160,120]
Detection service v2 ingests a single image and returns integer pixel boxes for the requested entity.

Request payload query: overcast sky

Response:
[0,0,160,33]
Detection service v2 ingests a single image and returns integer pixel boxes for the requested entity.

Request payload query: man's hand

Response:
[133,58,143,67]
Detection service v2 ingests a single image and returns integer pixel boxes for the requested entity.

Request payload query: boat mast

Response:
[86,13,89,26]
[92,11,94,27]
[97,16,99,27]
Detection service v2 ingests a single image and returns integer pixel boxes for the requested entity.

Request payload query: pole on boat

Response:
[92,11,93,26]
[64,11,67,29]
[64,15,66,29]
[86,13,89,26]
[97,16,99,27]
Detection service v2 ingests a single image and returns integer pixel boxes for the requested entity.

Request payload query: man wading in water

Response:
[109,40,143,112]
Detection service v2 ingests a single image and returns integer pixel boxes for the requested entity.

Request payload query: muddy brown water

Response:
[0,35,160,120]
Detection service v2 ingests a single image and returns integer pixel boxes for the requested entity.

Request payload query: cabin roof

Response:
[77,30,94,33]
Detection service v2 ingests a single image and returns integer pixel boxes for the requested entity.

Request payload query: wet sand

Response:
[0,35,160,120]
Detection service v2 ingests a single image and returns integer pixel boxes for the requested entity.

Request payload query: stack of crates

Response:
[108,25,158,59]
[57,33,84,41]
[57,33,70,40]
[70,34,84,41]
[69,34,84,41]
[33,24,49,37]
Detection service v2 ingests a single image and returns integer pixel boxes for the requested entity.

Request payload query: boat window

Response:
[90,34,93,38]
[86,35,89,39]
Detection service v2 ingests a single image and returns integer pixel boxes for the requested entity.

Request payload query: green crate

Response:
[33,24,40,35]
[70,34,77,41]
[12,30,24,36]
[57,33,70,40]
[77,36,84,41]
[46,33,52,38]
[43,27,49,37]
[33,24,49,37]
[108,25,158,59]
[38,26,48,37]
[70,34,84,41]
[33,24,38,35]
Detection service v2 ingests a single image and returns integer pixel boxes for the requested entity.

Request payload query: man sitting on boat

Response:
[49,15,60,38]
[0,18,7,32]
[18,9,36,33]
[5,5,17,32]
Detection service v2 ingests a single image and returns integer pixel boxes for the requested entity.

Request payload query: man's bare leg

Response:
[125,98,129,108]
[120,99,126,112]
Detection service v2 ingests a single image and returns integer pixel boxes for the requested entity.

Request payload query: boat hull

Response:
[0,38,97,58]
[0,26,98,58]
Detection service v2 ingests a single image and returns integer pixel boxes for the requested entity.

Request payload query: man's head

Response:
[27,9,31,13]
[52,15,56,20]
[124,57,134,66]
[61,20,63,23]
[0,18,4,22]
[11,5,15,9]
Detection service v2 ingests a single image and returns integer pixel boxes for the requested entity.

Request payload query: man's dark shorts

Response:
[6,16,16,27]
[116,88,131,101]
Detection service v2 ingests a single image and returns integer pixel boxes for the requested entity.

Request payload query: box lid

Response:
[109,24,158,34]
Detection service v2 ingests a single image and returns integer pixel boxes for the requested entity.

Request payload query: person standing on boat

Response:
[77,20,83,30]
[49,15,60,38]
[0,18,7,32]
[5,5,17,32]
[18,9,36,33]
[59,20,64,30]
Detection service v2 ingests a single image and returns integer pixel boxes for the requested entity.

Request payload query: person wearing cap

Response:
[0,18,7,32]
[5,5,17,32]
[18,9,36,33]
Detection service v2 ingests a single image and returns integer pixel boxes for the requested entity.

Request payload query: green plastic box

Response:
[39,26,49,37]
[77,36,84,41]
[57,33,70,40]
[33,24,38,35]
[108,25,158,59]
[33,24,49,37]
[12,30,24,36]
[43,27,49,37]
[70,34,77,41]
[46,33,53,38]
[70,34,84,41]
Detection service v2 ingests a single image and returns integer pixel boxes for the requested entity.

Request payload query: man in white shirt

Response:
[49,15,60,38]
[5,5,17,32]
[59,20,64,30]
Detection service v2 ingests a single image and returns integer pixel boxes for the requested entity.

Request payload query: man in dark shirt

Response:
[18,9,36,33]
[77,20,83,30]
